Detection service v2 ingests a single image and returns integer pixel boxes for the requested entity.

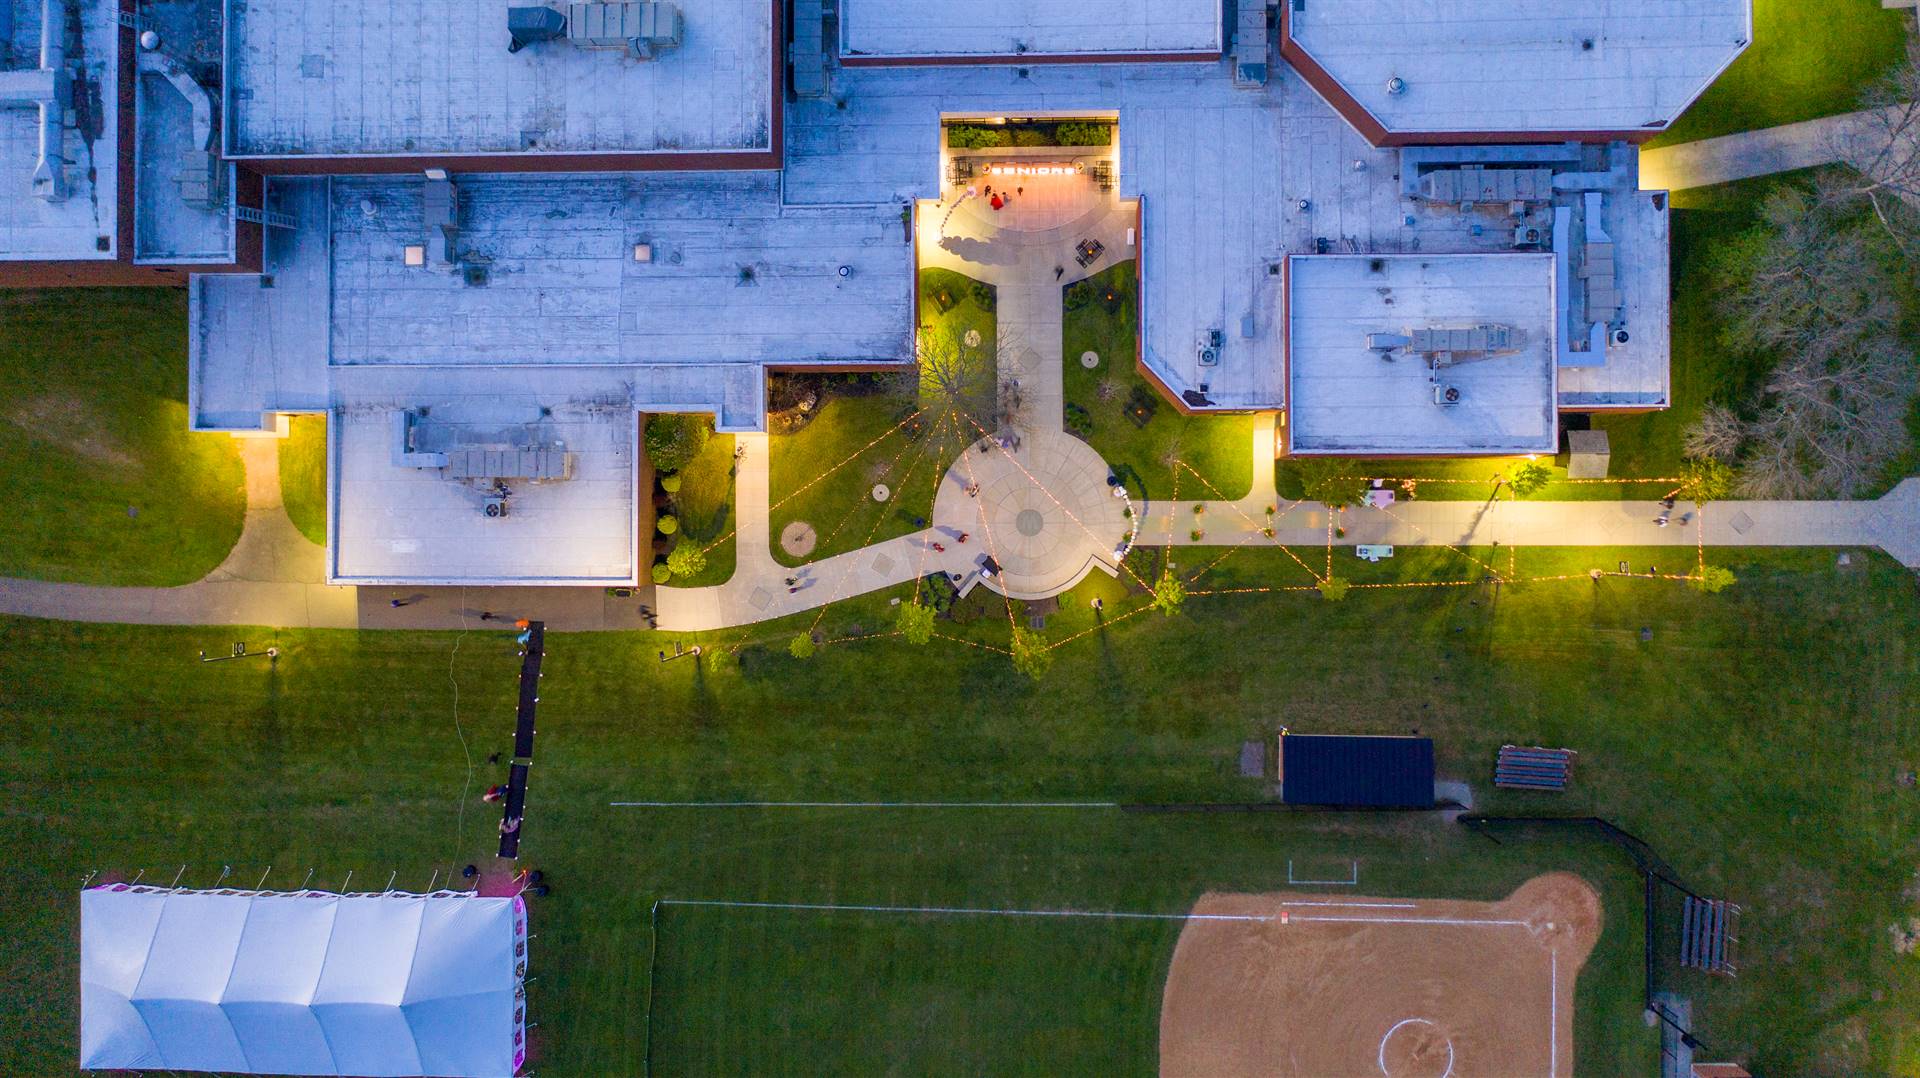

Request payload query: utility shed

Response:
[1278,733,1435,808]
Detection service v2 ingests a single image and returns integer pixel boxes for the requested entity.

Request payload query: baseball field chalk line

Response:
[1550,949,1559,1077]
[658,899,1280,922]
[1287,858,1359,886]
[1377,1017,1454,1078]
[610,801,1119,808]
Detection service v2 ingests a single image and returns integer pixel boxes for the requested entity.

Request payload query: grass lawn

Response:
[6,544,1920,1074]
[1653,0,1909,147]
[1063,262,1255,500]
[278,414,328,546]
[768,269,993,567]
[0,289,245,584]
[665,430,736,587]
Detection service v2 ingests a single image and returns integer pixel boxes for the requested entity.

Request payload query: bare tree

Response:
[1712,180,1919,498]
[1832,39,1920,248]
[1735,336,1914,498]
[918,328,998,455]
[1682,401,1745,463]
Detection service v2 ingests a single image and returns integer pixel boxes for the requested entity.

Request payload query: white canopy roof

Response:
[80,887,526,1077]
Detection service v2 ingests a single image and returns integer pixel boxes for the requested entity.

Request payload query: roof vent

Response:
[1386,76,1407,95]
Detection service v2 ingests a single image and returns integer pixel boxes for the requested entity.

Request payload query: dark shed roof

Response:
[1280,734,1435,807]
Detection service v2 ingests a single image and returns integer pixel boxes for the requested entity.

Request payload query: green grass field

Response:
[5,543,1918,1074]
[278,414,329,546]
[1062,262,1254,500]
[0,289,245,584]
[1653,0,1909,147]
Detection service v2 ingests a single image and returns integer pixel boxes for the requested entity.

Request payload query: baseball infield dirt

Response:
[1159,873,1601,1077]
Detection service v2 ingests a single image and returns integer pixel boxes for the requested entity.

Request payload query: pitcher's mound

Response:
[1160,873,1600,1077]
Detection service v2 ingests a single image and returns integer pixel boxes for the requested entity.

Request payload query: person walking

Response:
[479,611,497,621]
[931,542,947,553]
[957,532,969,544]
[390,597,413,608]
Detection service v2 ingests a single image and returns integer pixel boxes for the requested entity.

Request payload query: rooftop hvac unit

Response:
[484,498,510,518]
[1196,329,1223,367]
[568,2,683,59]
[1433,384,1462,407]
[507,6,567,51]
[1409,324,1519,365]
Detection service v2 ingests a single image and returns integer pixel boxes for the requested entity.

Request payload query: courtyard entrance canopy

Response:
[80,886,527,1076]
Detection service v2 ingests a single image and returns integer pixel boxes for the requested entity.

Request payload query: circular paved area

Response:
[780,521,817,558]
[933,429,1128,600]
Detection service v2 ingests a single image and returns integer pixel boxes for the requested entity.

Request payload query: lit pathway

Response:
[0,437,359,629]
[1638,106,1893,191]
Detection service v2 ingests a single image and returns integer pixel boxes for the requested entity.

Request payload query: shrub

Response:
[788,633,816,660]
[1680,457,1736,506]
[1012,127,1051,147]
[657,515,679,536]
[651,562,672,584]
[659,473,682,494]
[945,124,1011,149]
[897,601,936,645]
[1506,462,1552,497]
[1150,568,1186,616]
[1010,626,1052,680]
[1055,121,1113,146]
[1064,403,1094,437]
[1189,529,1204,542]
[1318,576,1350,601]
[645,413,712,473]
[968,278,996,313]
[1694,566,1737,594]
[666,542,707,578]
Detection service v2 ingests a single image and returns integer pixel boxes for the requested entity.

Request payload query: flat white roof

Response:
[841,0,1221,59]
[329,369,639,585]
[0,0,119,260]
[328,173,911,373]
[1288,0,1750,135]
[224,0,772,158]
[1287,254,1558,455]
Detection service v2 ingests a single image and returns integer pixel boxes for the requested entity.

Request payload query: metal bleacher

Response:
[1680,896,1740,975]
[1494,745,1575,790]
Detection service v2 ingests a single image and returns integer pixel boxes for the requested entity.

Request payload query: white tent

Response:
[80,886,527,1076]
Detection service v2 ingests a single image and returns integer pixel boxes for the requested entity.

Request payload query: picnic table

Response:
[1365,488,1396,508]
[1075,238,1105,267]
[1355,545,1393,562]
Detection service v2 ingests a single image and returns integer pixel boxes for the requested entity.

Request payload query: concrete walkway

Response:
[1639,106,1893,191]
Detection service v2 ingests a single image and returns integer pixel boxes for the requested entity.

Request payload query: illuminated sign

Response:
[985,163,1080,176]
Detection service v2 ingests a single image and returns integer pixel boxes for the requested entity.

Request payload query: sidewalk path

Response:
[1639,106,1893,191]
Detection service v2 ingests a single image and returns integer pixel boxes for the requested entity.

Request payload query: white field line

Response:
[1290,915,1530,928]
[609,801,1119,809]
[1279,900,1417,909]
[658,899,1273,922]
[1550,948,1559,1078]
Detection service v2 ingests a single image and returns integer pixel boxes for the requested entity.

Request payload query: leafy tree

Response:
[666,542,707,578]
[1150,568,1186,616]
[1009,626,1052,680]
[788,633,816,660]
[1679,458,1735,506]
[1505,462,1552,497]
[656,515,679,535]
[897,601,935,645]
[1294,459,1366,509]
[645,414,712,473]
[1693,566,1737,594]
[650,562,672,584]
[1317,576,1350,602]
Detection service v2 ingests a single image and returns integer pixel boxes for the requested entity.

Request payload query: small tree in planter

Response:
[1680,457,1735,506]
[788,633,816,660]
[1190,528,1205,542]
[659,473,682,495]
[666,542,707,579]
[651,562,672,584]
[1317,575,1350,602]
[897,601,935,644]
[657,515,680,536]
